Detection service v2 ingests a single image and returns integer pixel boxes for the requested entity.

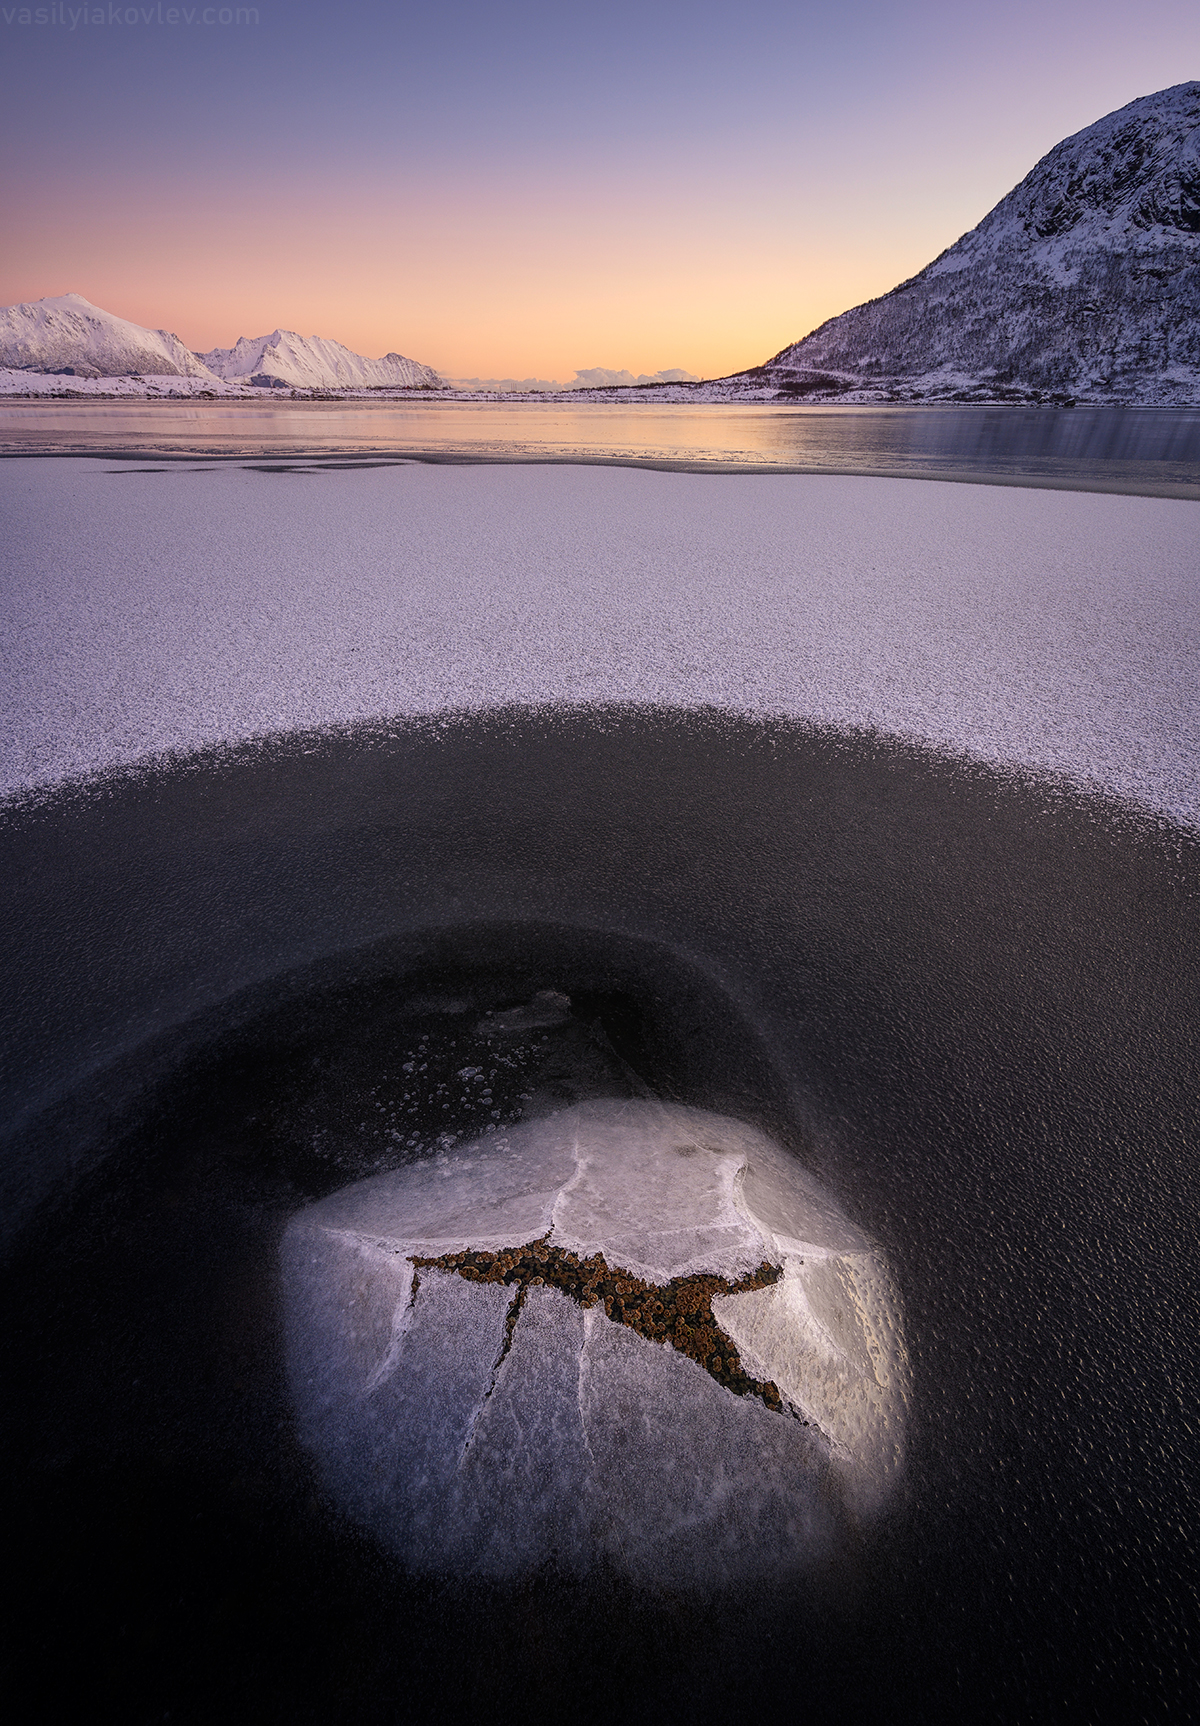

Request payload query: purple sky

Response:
[1,0,1196,378]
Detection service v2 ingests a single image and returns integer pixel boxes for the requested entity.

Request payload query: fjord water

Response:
[2,397,1200,494]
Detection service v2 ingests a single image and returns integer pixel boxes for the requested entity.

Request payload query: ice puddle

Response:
[282,1099,909,1586]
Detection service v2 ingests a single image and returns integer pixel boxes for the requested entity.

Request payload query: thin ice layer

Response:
[280,1099,909,1584]
[4,462,1198,828]
[715,1251,909,1513]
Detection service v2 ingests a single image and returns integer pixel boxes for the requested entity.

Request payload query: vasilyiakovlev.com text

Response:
[2,4,259,25]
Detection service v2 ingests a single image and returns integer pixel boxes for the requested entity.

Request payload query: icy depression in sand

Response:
[3,455,1198,1595]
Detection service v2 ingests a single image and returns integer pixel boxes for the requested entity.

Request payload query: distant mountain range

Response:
[0,296,690,397]
[0,293,444,393]
[754,81,1200,404]
[197,329,442,391]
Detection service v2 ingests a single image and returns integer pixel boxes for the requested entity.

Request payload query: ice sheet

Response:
[2,460,1197,827]
[281,1101,909,1583]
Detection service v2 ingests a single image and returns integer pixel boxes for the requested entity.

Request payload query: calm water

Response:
[2,398,1200,495]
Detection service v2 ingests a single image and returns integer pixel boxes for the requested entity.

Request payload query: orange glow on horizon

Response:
[0,163,953,383]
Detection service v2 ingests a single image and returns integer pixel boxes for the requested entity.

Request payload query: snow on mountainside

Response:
[0,294,444,394]
[0,293,218,380]
[763,82,1200,404]
[197,329,444,390]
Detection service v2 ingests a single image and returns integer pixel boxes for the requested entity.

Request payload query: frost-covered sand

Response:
[2,459,1198,826]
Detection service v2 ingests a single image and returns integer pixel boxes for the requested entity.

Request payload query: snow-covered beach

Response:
[3,439,1198,1726]
[3,457,1198,829]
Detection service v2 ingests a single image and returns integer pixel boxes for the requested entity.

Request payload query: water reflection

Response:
[1,399,1199,495]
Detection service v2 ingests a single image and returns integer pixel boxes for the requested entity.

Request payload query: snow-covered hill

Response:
[763,82,1200,404]
[0,294,445,394]
[0,293,219,380]
[197,329,444,390]
[569,366,700,388]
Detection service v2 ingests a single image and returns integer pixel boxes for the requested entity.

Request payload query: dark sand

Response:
[2,709,1196,1721]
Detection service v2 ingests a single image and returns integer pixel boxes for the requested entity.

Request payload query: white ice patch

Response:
[548,1101,768,1283]
[715,1250,908,1515]
[281,1099,909,1586]
[3,462,1198,828]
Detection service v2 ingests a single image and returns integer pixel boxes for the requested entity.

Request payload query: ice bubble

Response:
[281,1099,908,1586]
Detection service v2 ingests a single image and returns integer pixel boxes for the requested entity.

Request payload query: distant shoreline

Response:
[3,376,1200,409]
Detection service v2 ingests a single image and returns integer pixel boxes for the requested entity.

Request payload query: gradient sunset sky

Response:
[2,0,1196,381]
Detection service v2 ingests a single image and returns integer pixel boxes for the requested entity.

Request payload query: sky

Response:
[1,1,1197,382]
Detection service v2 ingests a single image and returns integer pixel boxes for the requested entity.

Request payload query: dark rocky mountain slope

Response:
[761,82,1200,404]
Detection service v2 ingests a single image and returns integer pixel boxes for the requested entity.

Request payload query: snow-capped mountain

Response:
[0,293,444,394]
[197,329,443,390]
[763,82,1200,404]
[0,293,218,380]
[568,366,700,388]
